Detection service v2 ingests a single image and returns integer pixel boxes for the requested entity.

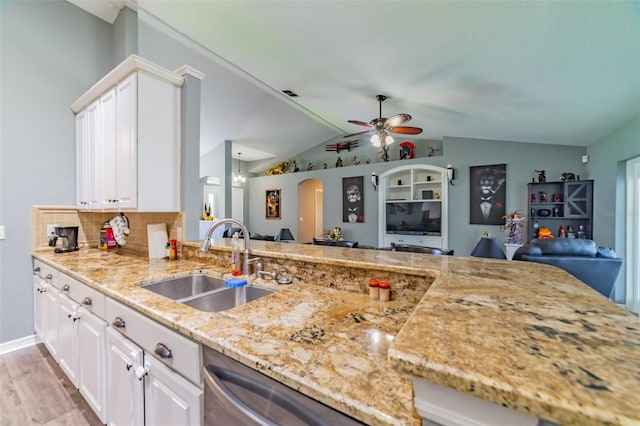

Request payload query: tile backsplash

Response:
[32,206,184,254]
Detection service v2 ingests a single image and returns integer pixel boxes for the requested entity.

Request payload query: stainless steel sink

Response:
[143,274,227,300]
[184,286,274,312]
[142,274,274,312]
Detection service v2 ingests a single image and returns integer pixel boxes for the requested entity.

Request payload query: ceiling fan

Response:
[344,94,423,147]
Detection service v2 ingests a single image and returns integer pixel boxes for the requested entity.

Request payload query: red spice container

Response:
[379,281,391,302]
[368,279,379,300]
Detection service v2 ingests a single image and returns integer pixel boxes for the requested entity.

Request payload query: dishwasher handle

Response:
[204,365,329,426]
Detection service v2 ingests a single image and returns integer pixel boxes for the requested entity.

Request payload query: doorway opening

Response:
[297,179,323,244]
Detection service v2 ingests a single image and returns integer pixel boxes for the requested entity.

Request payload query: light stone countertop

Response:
[32,239,640,426]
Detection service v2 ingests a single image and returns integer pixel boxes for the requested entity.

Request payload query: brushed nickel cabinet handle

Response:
[154,343,172,359]
[62,285,70,291]
[112,317,126,328]
[34,267,41,273]
[82,297,92,305]
[45,274,53,280]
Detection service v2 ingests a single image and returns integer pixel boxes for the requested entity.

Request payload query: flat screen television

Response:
[385,202,441,235]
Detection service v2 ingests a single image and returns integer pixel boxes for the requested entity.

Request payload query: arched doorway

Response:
[297,179,323,244]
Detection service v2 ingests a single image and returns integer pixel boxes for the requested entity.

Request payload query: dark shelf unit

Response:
[527,180,593,242]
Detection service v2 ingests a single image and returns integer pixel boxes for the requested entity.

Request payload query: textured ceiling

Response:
[83,1,640,161]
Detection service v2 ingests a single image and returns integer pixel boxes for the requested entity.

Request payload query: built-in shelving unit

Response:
[527,180,593,241]
[378,164,448,249]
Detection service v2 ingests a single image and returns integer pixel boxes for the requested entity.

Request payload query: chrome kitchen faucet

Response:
[200,218,252,276]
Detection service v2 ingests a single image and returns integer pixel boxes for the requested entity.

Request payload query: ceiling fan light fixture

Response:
[370,133,381,147]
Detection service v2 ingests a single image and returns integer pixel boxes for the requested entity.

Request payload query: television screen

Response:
[386,202,441,235]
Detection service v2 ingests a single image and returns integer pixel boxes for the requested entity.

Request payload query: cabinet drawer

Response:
[106,298,202,386]
[59,274,106,321]
[33,259,60,289]
[384,235,443,249]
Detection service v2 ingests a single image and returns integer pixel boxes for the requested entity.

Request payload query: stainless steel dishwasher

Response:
[203,347,364,425]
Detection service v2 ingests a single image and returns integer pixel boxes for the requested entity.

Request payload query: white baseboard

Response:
[0,334,41,356]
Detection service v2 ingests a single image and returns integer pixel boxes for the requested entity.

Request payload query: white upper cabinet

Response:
[73,55,183,212]
[378,164,449,249]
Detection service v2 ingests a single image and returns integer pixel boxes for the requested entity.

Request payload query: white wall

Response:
[0,0,115,343]
[587,114,640,302]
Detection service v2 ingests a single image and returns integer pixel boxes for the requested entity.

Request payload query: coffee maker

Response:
[51,226,79,253]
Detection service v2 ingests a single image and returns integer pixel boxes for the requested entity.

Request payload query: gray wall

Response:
[587,114,640,301]
[0,0,115,343]
[249,137,588,252]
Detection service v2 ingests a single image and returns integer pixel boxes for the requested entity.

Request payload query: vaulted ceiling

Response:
[70,0,640,162]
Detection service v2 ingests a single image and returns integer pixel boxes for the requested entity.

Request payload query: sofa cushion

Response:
[532,238,597,257]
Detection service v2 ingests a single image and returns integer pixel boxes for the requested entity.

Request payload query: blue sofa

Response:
[513,238,623,299]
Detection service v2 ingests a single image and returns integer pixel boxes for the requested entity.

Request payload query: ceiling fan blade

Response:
[385,114,411,127]
[343,130,372,138]
[389,126,423,135]
[347,120,374,128]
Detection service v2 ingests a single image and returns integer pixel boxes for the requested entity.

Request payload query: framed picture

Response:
[343,176,364,223]
[265,189,281,220]
[470,164,506,225]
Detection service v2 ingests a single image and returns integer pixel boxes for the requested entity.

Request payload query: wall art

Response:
[469,164,506,225]
[342,176,364,223]
[265,189,281,220]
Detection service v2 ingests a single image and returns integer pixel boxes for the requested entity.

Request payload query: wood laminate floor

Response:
[0,344,101,426]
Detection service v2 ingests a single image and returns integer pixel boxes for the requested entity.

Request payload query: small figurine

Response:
[351,156,360,165]
[535,169,546,183]
[266,161,289,176]
[501,211,525,244]
[323,162,328,169]
[336,156,343,168]
[291,161,300,172]
[399,141,415,159]
[427,146,439,157]
[365,158,371,164]
[306,162,314,171]
[561,172,576,181]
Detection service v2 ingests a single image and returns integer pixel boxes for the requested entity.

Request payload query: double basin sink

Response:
[143,274,274,312]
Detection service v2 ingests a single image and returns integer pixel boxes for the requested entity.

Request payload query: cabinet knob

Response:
[82,297,92,306]
[62,284,70,292]
[112,317,126,328]
[154,343,172,359]
[34,267,41,273]
[45,274,53,280]
[135,361,150,381]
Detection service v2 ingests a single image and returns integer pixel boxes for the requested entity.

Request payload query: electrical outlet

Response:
[46,224,58,238]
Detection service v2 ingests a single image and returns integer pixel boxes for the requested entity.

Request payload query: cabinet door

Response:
[115,73,138,209]
[42,284,60,361]
[78,309,107,424]
[58,293,79,388]
[145,355,203,426]
[101,88,118,208]
[75,109,89,208]
[106,328,144,426]
[33,276,46,336]
[85,100,103,208]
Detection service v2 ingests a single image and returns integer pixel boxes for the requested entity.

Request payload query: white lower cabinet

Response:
[144,355,203,426]
[57,274,108,424]
[78,307,107,423]
[106,298,203,426]
[106,327,144,426]
[32,259,202,426]
[57,293,80,388]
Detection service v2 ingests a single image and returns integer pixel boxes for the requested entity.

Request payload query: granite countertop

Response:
[32,240,640,426]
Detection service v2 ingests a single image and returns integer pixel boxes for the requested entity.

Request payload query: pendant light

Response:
[234,152,245,184]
